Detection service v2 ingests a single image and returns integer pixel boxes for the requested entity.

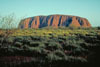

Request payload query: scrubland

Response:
[0,27,100,67]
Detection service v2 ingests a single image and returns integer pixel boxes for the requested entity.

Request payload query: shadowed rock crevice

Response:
[29,17,34,28]
[66,17,72,26]
[58,16,62,26]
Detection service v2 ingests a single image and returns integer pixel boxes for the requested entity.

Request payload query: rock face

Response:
[18,15,91,28]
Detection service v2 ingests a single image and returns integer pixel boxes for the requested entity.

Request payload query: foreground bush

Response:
[0,30,100,67]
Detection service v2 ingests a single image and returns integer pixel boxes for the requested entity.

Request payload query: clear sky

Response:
[0,0,100,27]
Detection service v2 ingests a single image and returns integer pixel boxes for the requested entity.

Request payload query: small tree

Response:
[0,13,16,29]
[0,14,16,46]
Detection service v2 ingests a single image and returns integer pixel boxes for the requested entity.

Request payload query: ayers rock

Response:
[18,15,91,28]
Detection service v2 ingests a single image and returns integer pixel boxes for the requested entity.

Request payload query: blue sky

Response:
[0,0,100,27]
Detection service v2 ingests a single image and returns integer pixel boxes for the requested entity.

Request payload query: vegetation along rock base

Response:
[0,28,100,67]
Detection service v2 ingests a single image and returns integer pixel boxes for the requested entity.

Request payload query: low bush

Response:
[14,36,24,42]
[29,42,40,47]
[45,42,62,51]
[31,36,41,41]
[46,53,63,61]
[68,56,87,63]
[5,37,14,44]
[0,28,100,67]
[54,50,66,58]
[14,42,22,48]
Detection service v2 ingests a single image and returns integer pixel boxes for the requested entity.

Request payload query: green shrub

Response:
[29,42,40,47]
[68,56,87,62]
[45,42,62,51]
[14,36,24,42]
[58,36,66,41]
[38,43,46,48]
[54,50,66,58]
[72,47,88,56]
[28,47,42,54]
[80,43,91,48]
[14,42,22,48]
[0,37,4,44]
[6,37,14,44]
[58,39,64,44]
[63,41,80,50]
[46,53,62,61]
[22,45,30,50]
[31,36,41,41]
[49,33,56,37]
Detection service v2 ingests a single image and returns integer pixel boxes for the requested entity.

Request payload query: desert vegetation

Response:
[0,28,100,67]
